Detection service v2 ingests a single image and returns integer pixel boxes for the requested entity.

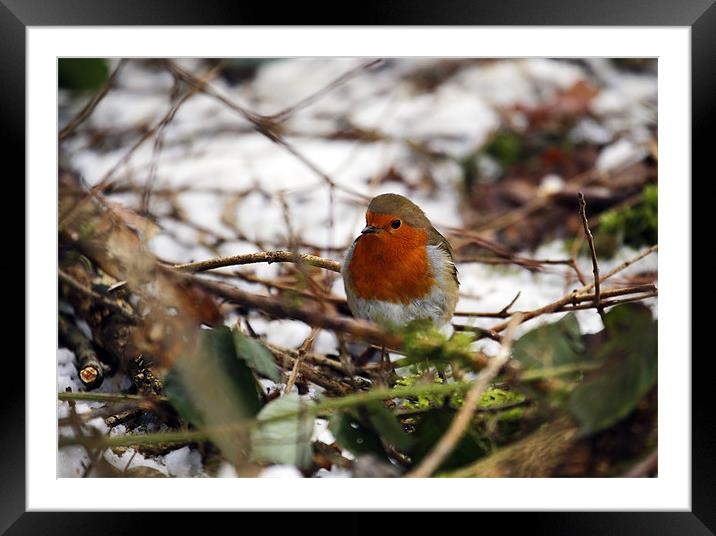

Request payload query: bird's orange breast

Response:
[348,224,434,304]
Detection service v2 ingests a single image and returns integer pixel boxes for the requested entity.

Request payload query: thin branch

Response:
[407,313,523,478]
[58,391,168,403]
[59,59,127,141]
[165,60,370,202]
[578,192,606,324]
[268,59,385,123]
[59,62,223,229]
[453,284,655,318]
[486,245,658,335]
[59,379,481,450]
[173,250,341,274]
[267,344,354,395]
[58,269,138,323]
[229,271,346,307]
[284,327,320,395]
[141,64,224,214]
[183,273,400,349]
[584,244,658,293]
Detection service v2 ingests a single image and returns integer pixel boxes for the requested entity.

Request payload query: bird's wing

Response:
[428,227,459,286]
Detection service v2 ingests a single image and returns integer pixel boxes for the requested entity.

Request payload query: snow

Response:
[164,446,204,477]
[258,465,304,478]
[311,418,336,445]
[58,57,657,478]
[596,138,650,173]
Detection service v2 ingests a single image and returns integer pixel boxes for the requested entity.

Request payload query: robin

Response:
[342,193,459,334]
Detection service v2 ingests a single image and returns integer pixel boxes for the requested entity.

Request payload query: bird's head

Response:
[359,193,432,248]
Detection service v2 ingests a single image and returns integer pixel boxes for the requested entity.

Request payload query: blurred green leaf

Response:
[163,368,205,427]
[58,58,109,90]
[328,413,390,462]
[568,304,657,435]
[232,328,281,382]
[407,409,490,472]
[512,313,586,371]
[164,327,263,464]
[250,393,313,469]
[363,401,414,451]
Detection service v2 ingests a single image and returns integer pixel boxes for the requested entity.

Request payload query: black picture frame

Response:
[6,0,709,533]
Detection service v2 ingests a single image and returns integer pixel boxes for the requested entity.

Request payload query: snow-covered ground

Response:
[58,57,657,477]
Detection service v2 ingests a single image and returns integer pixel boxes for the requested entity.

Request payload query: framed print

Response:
[7,0,710,532]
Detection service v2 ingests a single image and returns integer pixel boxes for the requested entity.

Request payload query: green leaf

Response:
[407,410,490,472]
[232,329,281,382]
[164,327,263,464]
[58,59,109,90]
[568,304,657,435]
[163,369,205,427]
[250,393,314,469]
[363,401,414,451]
[512,313,586,371]
[328,413,390,462]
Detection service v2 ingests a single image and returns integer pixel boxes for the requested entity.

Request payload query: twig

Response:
[499,291,521,315]
[173,250,341,274]
[263,341,356,396]
[558,291,657,311]
[264,341,362,379]
[578,192,606,324]
[187,275,400,348]
[284,327,320,394]
[58,269,139,323]
[105,408,143,429]
[142,61,228,215]
[268,59,384,123]
[165,61,370,202]
[59,62,223,229]
[58,314,106,390]
[229,271,346,307]
[486,245,657,335]
[58,391,168,404]
[59,59,127,141]
[453,284,655,318]
[584,244,658,293]
[407,314,523,478]
[59,379,482,450]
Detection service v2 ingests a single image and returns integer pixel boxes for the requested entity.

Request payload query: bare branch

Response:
[184,273,400,349]
[59,59,127,141]
[486,245,658,334]
[173,250,342,274]
[284,327,320,394]
[578,192,606,323]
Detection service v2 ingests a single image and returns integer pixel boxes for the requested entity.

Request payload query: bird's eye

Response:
[391,219,401,229]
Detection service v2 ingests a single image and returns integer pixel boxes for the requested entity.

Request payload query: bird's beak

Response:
[361,225,382,235]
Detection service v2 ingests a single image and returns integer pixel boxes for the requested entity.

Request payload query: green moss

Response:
[599,184,658,251]
[394,364,447,410]
[479,387,524,409]
[400,320,476,370]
